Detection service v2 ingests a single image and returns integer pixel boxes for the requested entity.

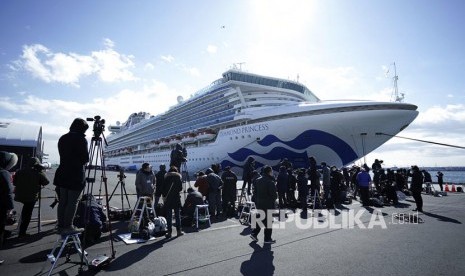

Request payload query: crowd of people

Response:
[131,154,443,243]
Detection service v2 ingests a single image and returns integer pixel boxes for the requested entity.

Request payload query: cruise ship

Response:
[104,68,418,174]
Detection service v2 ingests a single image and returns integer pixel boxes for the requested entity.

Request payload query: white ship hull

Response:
[105,100,418,174]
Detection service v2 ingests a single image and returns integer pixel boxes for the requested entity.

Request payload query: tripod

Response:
[108,171,132,212]
[79,117,115,272]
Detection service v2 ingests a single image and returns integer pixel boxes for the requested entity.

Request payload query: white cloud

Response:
[207,44,218,54]
[91,48,137,82]
[144,63,155,70]
[103,38,115,48]
[18,43,137,86]
[416,104,465,125]
[186,67,200,77]
[161,55,174,63]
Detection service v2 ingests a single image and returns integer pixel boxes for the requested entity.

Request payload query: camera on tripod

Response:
[118,169,126,181]
[87,115,105,138]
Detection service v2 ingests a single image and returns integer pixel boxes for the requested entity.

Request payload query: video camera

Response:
[87,115,105,138]
[118,168,126,181]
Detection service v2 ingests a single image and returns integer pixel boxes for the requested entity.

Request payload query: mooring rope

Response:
[376,132,465,150]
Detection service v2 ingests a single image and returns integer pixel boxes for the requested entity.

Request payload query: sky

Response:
[1,0,464,167]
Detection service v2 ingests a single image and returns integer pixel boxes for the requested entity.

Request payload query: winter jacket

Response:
[356,171,371,187]
[330,170,343,189]
[276,168,288,193]
[135,169,155,198]
[183,190,204,218]
[14,165,49,203]
[53,127,89,191]
[423,171,432,183]
[155,169,166,197]
[221,170,237,198]
[207,172,223,193]
[254,174,277,210]
[321,166,331,187]
[242,158,255,181]
[288,171,297,191]
[410,170,424,192]
[297,172,309,198]
[194,175,209,197]
[162,171,183,209]
[0,151,17,210]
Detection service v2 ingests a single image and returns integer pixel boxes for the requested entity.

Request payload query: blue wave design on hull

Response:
[227,129,358,166]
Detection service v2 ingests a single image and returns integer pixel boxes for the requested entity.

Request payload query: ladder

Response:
[238,201,256,225]
[236,188,250,216]
[42,232,88,276]
[129,196,155,232]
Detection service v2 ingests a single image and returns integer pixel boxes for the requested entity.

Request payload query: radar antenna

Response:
[232,62,246,71]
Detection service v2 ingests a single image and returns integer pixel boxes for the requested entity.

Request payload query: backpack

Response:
[151,217,167,236]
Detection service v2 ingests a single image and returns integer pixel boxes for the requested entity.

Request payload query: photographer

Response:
[242,157,255,195]
[409,166,424,212]
[221,166,237,217]
[206,168,223,218]
[154,164,167,206]
[135,163,155,199]
[170,143,186,171]
[74,194,107,244]
[13,157,49,238]
[53,118,89,235]
[162,166,184,238]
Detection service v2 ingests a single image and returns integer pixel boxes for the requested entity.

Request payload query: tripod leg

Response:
[121,182,132,210]
[108,180,121,202]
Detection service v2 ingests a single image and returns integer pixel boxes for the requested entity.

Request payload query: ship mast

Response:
[390,62,404,102]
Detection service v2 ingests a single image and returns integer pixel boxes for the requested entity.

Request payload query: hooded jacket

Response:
[13,157,49,203]
[53,118,89,191]
[0,151,18,210]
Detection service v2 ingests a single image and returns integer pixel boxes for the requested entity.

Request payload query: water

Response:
[426,170,465,184]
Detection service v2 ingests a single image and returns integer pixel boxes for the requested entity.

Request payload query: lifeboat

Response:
[181,133,197,143]
[146,140,159,149]
[159,139,170,147]
[197,129,216,141]
[169,136,182,146]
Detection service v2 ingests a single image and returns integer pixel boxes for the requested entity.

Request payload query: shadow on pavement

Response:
[422,211,461,224]
[103,238,166,272]
[240,242,274,276]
